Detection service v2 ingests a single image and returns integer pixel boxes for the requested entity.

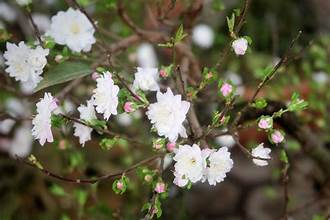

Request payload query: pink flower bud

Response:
[54,54,63,63]
[92,72,100,80]
[166,142,176,152]
[232,38,248,56]
[271,130,284,144]
[258,117,273,129]
[116,181,123,190]
[154,143,162,150]
[220,83,233,97]
[50,98,59,111]
[159,70,168,78]
[124,102,134,113]
[205,72,213,79]
[154,182,166,193]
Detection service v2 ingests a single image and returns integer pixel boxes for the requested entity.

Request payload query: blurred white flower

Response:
[192,24,215,49]
[116,113,133,126]
[32,93,58,146]
[8,123,33,157]
[132,67,159,92]
[73,99,96,146]
[4,42,49,89]
[146,88,190,142]
[16,0,31,6]
[32,13,51,33]
[5,98,29,117]
[173,144,204,187]
[0,119,15,134]
[0,3,16,22]
[202,147,233,185]
[93,72,119,120]
[232,38,248,55]
[251,143,271,166]
[225,71,245,95]
[312,71,328,85]
[47,8,95,52]
[136,43,158,68]
[215,134,236,148]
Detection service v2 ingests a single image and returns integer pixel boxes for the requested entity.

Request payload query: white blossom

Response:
[4,42,49,89]
[93,72,119,120]
[0,3,17,22]
[73,99,96,146]
[146,88,190,142]
[32,93,58,146]
[47,8,96,52]
[9,123,33,157]
[132,67,159,92]
[251,143,271,166]
[203,147,233,185]
[192,24,215,49]
[173,144,204,187]
[232,38,248,56]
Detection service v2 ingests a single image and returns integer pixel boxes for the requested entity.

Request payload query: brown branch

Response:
[16,154,161,184]
[282,163,290,220]
[231,30,302,128]
[25,8,43,45]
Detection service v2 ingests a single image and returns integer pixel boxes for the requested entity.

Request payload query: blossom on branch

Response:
[47,8,96,52]
[251,143,271,166]
[73,99,96,146]
[202,147,233,185]
[4,42,49,89]
[93,72,119,120]
[132,67,159,92]
[32,93,58,146]
[146,88,190,142]
[232,38,248,56]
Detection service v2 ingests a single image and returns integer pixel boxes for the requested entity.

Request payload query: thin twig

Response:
[25,8,43,44]
[16,154,161,184]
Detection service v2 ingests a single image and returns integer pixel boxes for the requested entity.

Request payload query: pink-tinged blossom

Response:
[271,130,284,144]
[124,102,134,113]
[154,182,166,193]
[159,69,168,78]
[32,93,58,146]
[258,117,273,129]
[116,181,123,190]
[220,83,233,97]
[166,142,176,152]
[232,38,248,56]
[91,72,100,80]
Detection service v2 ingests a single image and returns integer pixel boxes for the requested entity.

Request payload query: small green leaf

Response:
[50,184,66,197]
[279,149,289,164]
[34,62,92,92]
[75,189,88,207]
[252,98,268,109]
[226,13,235,33]
[174,24,187,44]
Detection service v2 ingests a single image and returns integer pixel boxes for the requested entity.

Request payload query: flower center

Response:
[70,22,81,34]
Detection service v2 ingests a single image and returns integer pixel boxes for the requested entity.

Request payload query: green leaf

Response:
[75,189,88,207]
[34,62,92,92]
[226,13,235,33]
[174,24,187,44]
[252,98,268,109]
[50,184,66,197]
[279,149,289,164]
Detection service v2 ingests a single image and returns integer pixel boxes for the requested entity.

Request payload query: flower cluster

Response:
[133,67,160,92]
[173,144,233,187]
[4,42,49,89]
